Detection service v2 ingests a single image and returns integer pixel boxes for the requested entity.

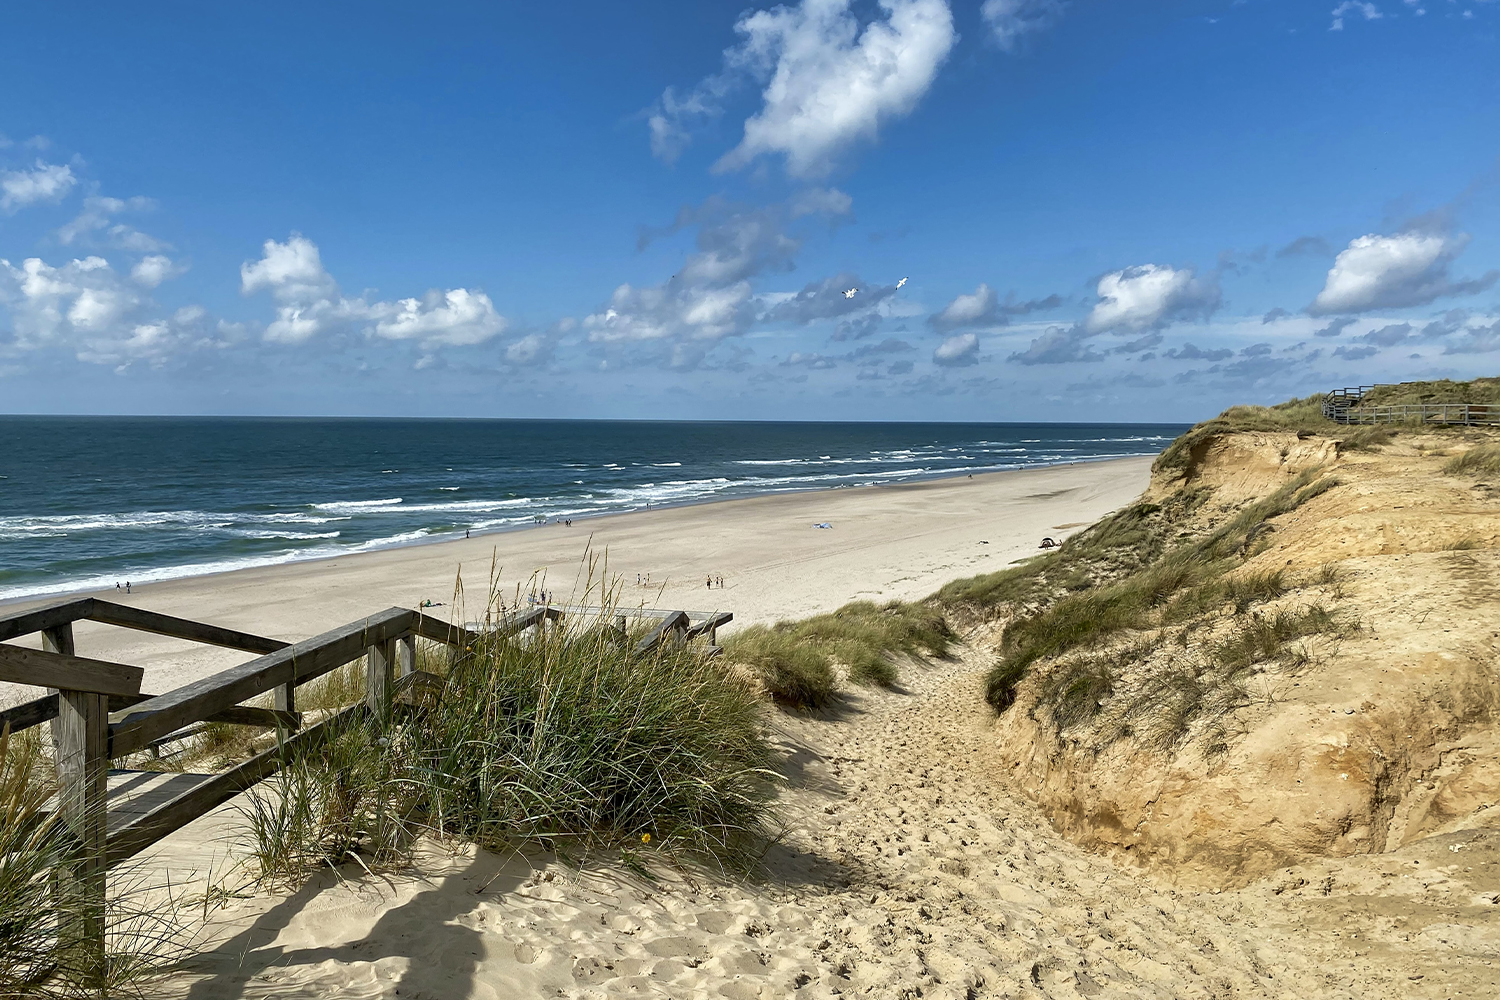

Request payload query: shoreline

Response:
[0,454,1157,608]
[1,455,1155,701]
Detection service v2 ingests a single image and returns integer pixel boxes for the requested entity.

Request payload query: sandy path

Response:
[158,643,1492,1000]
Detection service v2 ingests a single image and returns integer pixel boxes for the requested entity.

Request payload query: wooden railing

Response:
[1322,383,1500,426]
[0,596,727,985]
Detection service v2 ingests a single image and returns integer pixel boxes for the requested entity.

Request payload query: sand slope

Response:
[160,641,1497,999]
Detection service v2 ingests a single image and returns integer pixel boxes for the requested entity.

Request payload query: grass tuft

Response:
[248,611,778,885]
[1444,445,1500,478]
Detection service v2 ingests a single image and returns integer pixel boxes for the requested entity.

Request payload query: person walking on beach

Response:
[707,574,713,589]
[125,582,131,594]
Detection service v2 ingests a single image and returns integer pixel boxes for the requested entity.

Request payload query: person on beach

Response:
[125,581,131,594]
[706,574,712,588]
[465,529,470,539]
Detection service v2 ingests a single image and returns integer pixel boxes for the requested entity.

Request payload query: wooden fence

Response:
[0,597,729,987]
[1322,383,1500,426]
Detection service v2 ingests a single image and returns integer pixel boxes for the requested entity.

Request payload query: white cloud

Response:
[0,160,76,211]
[1309,232,1497,315]
[932,331,979,366]
[130,254,185,288]
[585,201,803,346]
[981,0,1065,51]
[707,0,956,177]
[0,255,216,365]
[368,289,506,346]
[1330,2,1381,30]
[505,333,553,366]
[1084,264,1220,333]
[930,283,999,331]
[57,195,170,252]
[241,233,508,349]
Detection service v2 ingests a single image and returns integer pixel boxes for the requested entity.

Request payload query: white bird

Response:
[843,287,858,299]
[896,276,908,289]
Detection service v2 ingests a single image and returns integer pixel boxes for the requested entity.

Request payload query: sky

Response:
[2,0,1498,423]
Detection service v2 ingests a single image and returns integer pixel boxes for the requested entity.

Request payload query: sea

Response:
[0,417,1188,603]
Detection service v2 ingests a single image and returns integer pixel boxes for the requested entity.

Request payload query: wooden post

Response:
[615,615,628,647]
[55,686,108,991]
[366,640,395,722]
[273,673,297,741]
[397,634,416,679]
[42,622,76,752]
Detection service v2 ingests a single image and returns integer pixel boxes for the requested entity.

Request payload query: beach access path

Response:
[2,457,1151,703]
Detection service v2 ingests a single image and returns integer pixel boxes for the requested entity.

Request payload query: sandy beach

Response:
[4,457,1152,700]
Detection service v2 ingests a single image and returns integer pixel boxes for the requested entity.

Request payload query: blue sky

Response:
[2,0,1498,421]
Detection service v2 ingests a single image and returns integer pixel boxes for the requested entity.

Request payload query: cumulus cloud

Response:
[1164,342,1233,361]
[1262,307,1291,323]
[505,333,554,366]
[241,234,507,348]
[1083,264,1220,334]
[1361,322,1413,346]
[0,254,215,365]
[1330,2,1381,31]
[0,160,76,211]
[130,254,185,288]
[928,284,1061,332]
[1008,325,1103,365]
[57,195,169,252]
[587,199,824,347]
[1308,231,1498,315]
[768,272,895,324]
[1442,320,1500,355]
[1332,344,1378,360]
[932,331,978,367]
[788,186,854,218]
[1314,316,1357,337]
[981,0,1065,51]
[653,0,956,177]
[1420,309,1470,338]
[832,312,883,341]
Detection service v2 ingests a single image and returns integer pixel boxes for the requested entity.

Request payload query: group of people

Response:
[705,574,725,589]
[114,581,132,594]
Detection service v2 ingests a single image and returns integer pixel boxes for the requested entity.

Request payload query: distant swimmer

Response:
[896,277,908,289]
[843,288,857,299]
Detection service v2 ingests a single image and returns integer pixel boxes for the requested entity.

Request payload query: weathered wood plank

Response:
[0,644,144,698]
[0,597,93,643]
[367,639,395,721]
[633,610,689,657]
[203,706,301,731]
[684,612,733,640]
[3,691,151,735]
[553,605,729,621]
[55,687,108,983]
[85,601,288,655]
[109,607,414,758]
[409,613,485,647]
[106,704,365,866]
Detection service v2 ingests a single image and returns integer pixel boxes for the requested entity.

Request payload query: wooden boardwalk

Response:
[1323,383,1500,426]
[0,596,729,987]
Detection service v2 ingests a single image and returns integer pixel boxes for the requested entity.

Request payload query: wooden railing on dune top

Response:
[1322,383,1500,426]
[0,596,730,984]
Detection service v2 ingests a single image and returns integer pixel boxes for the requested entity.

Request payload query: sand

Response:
[3,457,1152,699]
[161,641,1497,999]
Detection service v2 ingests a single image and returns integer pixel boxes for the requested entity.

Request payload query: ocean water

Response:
[0,417,1187,602]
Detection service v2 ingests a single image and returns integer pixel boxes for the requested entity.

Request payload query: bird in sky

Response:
[843,287,858,298]
[896,277,908,289]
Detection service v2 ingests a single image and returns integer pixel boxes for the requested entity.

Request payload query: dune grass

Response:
[247,613,778,886]
[1444,444,1500,478]
[721,600,953,707]
[982,468,1342,713]
[0,727,186,998]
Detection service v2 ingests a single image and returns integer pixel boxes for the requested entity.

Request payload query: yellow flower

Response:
[641,833,651,844]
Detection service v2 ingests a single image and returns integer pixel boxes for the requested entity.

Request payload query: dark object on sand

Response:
[1039,537,1058,549]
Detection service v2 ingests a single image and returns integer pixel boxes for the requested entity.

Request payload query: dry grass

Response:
[1444,444,1500,478]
